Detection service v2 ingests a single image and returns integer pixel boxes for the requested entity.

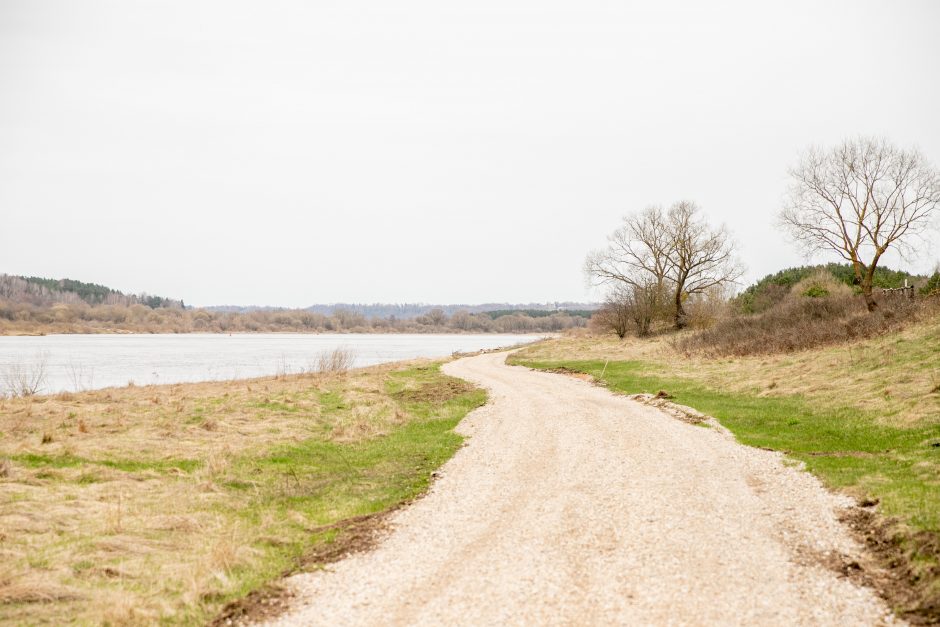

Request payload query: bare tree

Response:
[592,283,663,338]
[781,136,940,311]
[587,203,741,331]
[666,201,743,329]
[592,289,633,339]
[585,205,671,320]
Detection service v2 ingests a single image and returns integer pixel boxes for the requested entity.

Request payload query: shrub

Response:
[316,347,356,374]
[792,271,852,300]
[678,294,925,356]
[2,353,48,397]
[684,287,731,329]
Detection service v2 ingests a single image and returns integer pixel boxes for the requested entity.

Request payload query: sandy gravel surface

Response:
[267,352,898,626]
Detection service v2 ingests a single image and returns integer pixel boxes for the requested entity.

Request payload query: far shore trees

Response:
[781,136,940,312]
[586,202,742,332]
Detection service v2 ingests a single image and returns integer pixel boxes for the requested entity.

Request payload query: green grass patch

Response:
[250,399,301,413]
[192,364,484,623]
[12,452,202,474]
[317,390,347,415]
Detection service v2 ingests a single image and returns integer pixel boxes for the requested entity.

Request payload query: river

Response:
[0,333,543,395]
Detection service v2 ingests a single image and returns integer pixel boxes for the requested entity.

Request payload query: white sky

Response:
[1,0,938,307]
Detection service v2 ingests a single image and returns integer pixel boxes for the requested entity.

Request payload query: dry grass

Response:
[515,316,940,426]
[0,358,475,625]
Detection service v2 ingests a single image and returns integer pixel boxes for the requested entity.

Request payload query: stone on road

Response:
[267,352,897,626]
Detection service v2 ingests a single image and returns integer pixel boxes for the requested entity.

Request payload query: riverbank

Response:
[0,359,485,624]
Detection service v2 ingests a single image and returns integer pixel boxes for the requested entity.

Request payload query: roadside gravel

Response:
[265,351,899,626]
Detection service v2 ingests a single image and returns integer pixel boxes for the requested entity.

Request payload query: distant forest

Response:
[208,302,595,320]
[0,275,184,309]
[0,274,593,335]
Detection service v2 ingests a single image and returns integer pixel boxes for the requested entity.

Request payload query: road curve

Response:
[267,351,897,626]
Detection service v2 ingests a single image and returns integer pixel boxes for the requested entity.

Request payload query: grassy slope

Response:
[511,322,940,612]
[0,362,484,625]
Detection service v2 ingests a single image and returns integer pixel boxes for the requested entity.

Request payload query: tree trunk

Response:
[861,278,878,312]
[861,254,886,313]
[674,290,687,329]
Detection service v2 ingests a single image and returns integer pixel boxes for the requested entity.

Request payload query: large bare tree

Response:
[781,136,940,311]
[584,205,671,322]
[586,202,741,330]
[666,201,742,329]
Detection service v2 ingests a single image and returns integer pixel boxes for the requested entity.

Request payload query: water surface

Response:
[0,333,542,394]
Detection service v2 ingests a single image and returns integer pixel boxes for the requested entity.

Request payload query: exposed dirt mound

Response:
[394,378,475,404]
[840,507,940,625]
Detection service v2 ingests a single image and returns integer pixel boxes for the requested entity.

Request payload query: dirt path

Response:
[266,352,898,626]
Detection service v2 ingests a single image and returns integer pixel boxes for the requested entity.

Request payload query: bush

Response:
[678,294,925,356]
[792,270,853,300]
[316,347,356,374]
[684,288,730,330]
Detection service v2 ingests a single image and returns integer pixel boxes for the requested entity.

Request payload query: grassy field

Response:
[511,321,940,616]
[0,360,484,625]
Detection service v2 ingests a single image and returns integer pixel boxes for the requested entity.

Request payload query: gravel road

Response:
[267,352,898,626]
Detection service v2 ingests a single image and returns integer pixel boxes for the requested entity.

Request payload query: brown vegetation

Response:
[677,294,933,357]
[0,302,587,336]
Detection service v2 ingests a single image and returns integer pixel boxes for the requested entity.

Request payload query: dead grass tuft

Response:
[0,566,84,604]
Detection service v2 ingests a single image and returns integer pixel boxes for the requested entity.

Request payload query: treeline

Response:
[0,302,587,335]
[209,302,596,319]
[0,275,184,309]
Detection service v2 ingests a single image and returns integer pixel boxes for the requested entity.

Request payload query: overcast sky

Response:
[1,1,938,307]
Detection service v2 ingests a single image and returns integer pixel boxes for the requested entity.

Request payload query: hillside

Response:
[735,264,928,314]
[0,274,183,309]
